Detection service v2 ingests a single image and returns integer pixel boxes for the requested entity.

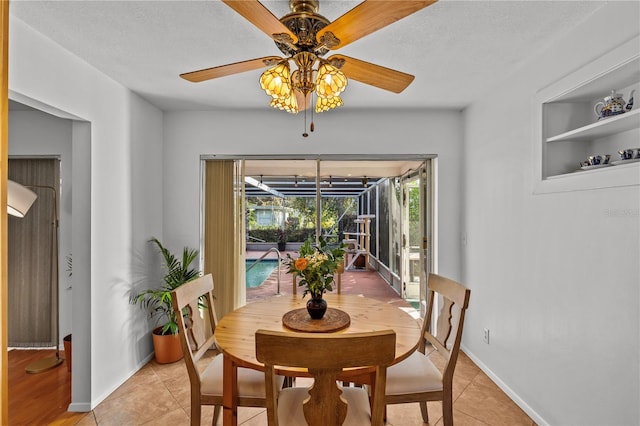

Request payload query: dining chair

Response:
[384,273,471,426]
[255,329,396,426]
[171,274,283,425]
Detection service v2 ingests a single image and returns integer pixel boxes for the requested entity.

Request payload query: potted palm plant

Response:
[132,237,199,363]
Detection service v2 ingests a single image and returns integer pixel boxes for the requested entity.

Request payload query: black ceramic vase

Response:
[306,297,327,320]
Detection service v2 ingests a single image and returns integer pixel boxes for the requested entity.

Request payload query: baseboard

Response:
[67,402,92,412]
[461,344,549,426]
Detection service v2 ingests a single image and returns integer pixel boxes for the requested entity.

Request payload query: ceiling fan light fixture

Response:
[183,0,435,127]
[315,95,343,113]
[315,62,347,98]
[259,61,292,99]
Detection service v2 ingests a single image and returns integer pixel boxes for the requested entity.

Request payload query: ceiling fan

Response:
[180,0,437,116]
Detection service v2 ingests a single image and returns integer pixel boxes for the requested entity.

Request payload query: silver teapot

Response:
[594,89,635,120]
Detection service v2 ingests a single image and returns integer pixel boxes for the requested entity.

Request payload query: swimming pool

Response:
[245,259,279,288]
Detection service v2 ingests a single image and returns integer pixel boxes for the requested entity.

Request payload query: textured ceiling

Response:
[10,0,605,112]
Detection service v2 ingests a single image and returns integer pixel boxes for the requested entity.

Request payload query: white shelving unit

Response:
[535,36,640,193]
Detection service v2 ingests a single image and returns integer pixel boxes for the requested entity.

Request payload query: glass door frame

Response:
[395,162,431,312]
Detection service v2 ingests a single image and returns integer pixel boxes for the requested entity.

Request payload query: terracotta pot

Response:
[63,334,72,372]
[152,326,183,364]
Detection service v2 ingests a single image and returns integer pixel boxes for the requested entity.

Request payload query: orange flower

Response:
[294,257,309,271]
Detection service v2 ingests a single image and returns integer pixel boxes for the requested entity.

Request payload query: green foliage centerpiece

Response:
[286,237,345,319]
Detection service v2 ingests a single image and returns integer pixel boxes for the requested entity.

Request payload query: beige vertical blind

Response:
[204,160,246,319]
[8,158,60,347]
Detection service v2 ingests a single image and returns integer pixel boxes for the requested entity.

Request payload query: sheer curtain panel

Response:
[204,160,246,319]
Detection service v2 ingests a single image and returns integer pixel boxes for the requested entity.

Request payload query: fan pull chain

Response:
[302,94,309,137]
[310,94,315,133]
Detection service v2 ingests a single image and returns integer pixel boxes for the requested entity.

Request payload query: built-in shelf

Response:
[546,108,640,143]
[535,36,640,193]
[546,159,640,180]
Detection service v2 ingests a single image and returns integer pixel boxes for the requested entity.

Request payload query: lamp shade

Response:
[315,63,347,99]
[315,95,344,113]
[260,62,292,99]
[7,180,37,217]
[270,93,299,114]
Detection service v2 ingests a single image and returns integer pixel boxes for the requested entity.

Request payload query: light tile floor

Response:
[70,346,534,426]
[65,264,535,425]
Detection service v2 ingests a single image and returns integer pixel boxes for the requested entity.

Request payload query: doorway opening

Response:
[202,156,434,313]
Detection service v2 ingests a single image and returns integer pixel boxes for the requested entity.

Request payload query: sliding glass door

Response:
[205,156,433,310]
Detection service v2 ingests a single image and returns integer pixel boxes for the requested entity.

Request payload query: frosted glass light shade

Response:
[315,63,347,99]
[7,180,37,217]
[260,62,292,99]
[315,95,344,113]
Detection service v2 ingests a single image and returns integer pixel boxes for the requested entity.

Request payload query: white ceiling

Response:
[10,0,605,112]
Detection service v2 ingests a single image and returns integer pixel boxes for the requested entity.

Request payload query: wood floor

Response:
[8,349,73,425]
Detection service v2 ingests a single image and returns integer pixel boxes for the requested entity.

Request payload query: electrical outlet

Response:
[483,328,490,344]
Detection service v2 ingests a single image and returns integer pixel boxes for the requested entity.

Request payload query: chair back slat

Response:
[305,369,348,426]
[183,301,207,352]
[435,298,454,350]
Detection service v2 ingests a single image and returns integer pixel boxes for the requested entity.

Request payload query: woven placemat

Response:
[282,307,351,333]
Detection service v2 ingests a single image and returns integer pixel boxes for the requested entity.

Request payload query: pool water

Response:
[245,259,279,288]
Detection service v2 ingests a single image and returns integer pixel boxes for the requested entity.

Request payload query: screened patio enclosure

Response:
[239,157,433,311]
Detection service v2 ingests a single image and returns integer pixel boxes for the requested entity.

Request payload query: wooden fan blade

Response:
[222,0,298,44]
[328,54,415,93]
[180,56,282,83]
[317,1,436,49]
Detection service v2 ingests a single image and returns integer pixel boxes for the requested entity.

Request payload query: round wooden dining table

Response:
[214,293,422,426]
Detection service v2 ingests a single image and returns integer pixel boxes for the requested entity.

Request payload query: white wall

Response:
[8,109,73,344]
[129,93,165,362]
[9,17,164,410]
[462,3,639,425]
[162,108,464,281]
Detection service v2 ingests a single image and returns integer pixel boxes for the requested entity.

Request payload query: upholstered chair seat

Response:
[200,354,275,398]
[385,350,443,395]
